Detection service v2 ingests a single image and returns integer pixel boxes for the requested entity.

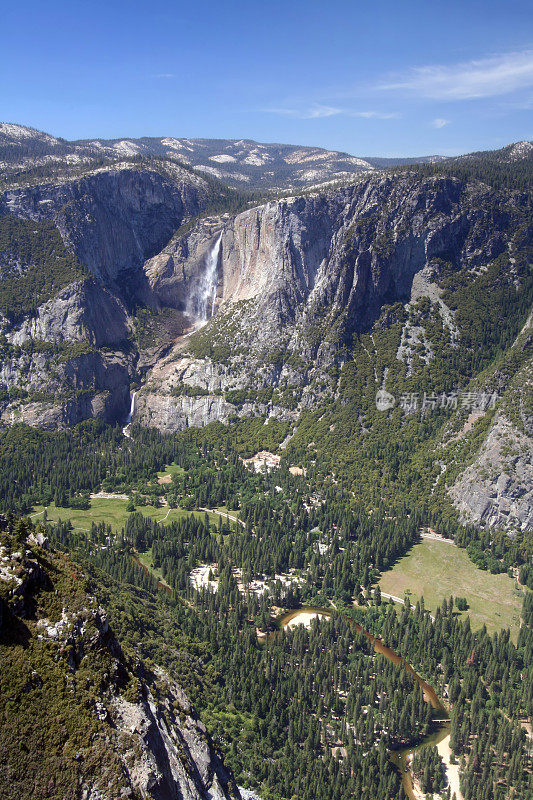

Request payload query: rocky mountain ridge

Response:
[0,161,211,284]
[0,162,215,428]
[0,122,447,189]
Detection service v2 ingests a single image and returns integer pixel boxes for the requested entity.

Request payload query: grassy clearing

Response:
[31,499,222,532]
[378,538,525,640]
[156,462,186,479]
[135,548,171,589]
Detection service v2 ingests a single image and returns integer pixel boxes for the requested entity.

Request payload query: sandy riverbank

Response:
[437,733,463,800]
[283,610,330,629]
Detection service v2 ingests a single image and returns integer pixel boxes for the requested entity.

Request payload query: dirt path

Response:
[379,592,435,622]
[421,531,456,545]
[381,590,408,605]
[199,507,245,528]
[90,491,129,500]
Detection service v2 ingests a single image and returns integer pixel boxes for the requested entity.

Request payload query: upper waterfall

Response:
[187,234,222,324]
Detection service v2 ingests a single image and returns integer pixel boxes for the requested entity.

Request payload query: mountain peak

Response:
[506,140,533,160]
[0,122,60,144]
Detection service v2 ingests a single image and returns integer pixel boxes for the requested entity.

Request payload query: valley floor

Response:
[378,538,524,639]
[31,499,227,533]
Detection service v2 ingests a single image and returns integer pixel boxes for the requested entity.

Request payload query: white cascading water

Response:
[187,234,222,324]
[122,390,136,438]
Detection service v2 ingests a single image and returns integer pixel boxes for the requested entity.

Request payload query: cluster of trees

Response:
[358,595,532,800]
[0,215,86,324]
[411,745,446,795]
[0,420,201,512]
[454,525,532,577]
[519,562,533,590]
[0,414,294,513]
[394,148,533,191]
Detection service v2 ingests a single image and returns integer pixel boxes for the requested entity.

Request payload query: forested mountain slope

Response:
[0,520,240,800]
[2,499,531,800]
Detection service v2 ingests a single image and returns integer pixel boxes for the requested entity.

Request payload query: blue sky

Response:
[2,0,532,156]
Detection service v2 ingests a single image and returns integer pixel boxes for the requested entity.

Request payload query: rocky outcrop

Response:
[111,676,237,800]
[0,164,211,285]
[448,311,533,532]
[0,348,131,429]
[0,533,240,800]
[133,388,296,433]
[134,392,236,432]
[8,278,131,347]
[449,413,533,531]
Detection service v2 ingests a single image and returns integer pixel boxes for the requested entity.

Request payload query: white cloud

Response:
[349,110,400,119]
[154,73,175,79]
[263,105,399,120]
[263,104,342,119]
[378,49,533,100]
[305,104,342,119]
[431,118,450,128]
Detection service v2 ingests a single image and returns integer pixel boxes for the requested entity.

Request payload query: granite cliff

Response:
[0,162,214,428]
[135,172,530,435]
[449,314,533,532]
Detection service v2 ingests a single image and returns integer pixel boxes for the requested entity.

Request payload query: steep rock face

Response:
[134,392,236,432]
[8,278,131,347]
[0,165,210,285]
[142,215,229,311]
[134,389,296,433]
[0,533,240,800]
[218,194,338,309]
[136,173,527,430]
[215,174,511,335]
[111,677,236,800]
[449,317,533,533]
[0,348,131,429]
[0,164,213,429]
[449,413,533,531]
[145,173,519,349]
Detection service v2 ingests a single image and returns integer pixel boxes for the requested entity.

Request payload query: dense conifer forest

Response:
[27,489,529,800]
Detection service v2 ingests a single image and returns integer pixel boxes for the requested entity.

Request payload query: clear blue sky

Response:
[2,0,531,156]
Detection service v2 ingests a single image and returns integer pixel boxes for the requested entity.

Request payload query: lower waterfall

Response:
[122,390,136,437]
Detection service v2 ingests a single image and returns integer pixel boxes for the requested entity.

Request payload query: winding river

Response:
[276,607,451,800]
